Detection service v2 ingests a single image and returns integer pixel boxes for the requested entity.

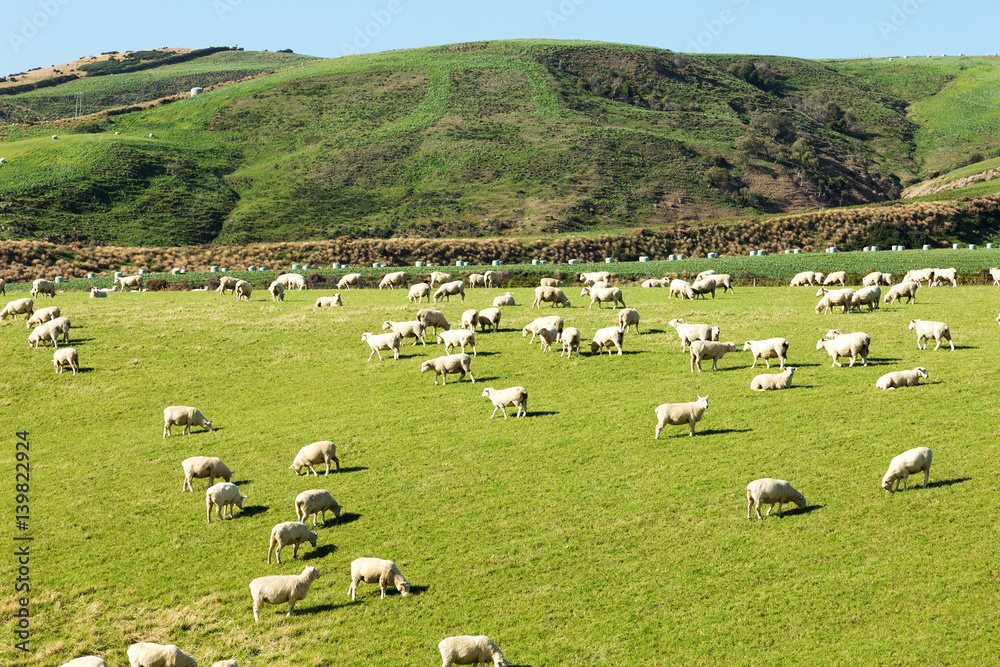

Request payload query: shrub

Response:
[144,278,168,291]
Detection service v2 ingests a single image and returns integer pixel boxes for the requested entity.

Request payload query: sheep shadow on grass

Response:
[316,512,361,527]
[236,505,269,519]
[694,428,752,436]
[304,544,336,560]
[924,477,970,489]
[294,602,353,616]
[336,466,368,474]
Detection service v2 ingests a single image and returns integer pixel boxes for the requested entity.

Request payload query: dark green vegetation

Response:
[2,42,1000,246]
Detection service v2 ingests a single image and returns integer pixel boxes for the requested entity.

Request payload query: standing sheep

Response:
[908,319,954,351]
[590,326,624,356]
[125,643,196,667]
[850,285,881,311]
[26,305,60,330]
[816,331,870,367]
[931,267,958,287]
[884,281,918,305]
[875,367,929,390]
[437,329,477,356]
[579,271,611,285]
[1,298,34,321]
[481,386,528,419]
[882,447,932,492]
[580,286,625,309]
[362,331,402,361]
[467,273,487,288]
[429,271,453,287]
[206,482,246,522]
[114,275,144,292]
[559,327,581,358]
[532,286,570,308]
[337,273,362,289]
[668,318,719,352]
[460,309,480,331]
[522,316,564,342]
[713,273,735,293]
[268,281,285,302]
[540,277,564,287]
[417,309,451,336]
[383,320,427,346]
[746,478,806,519]
[789,271,817,287]
[654,396,708,438]
[290,441,340,476]
[234,280,253,301]
[690,340,739,372]
[163,406,212,437]
[863,271,893,286]
[750,366,797,391]
[348,557,410,600]
[408,282,431,303]
[483,270,501,288]
[31,278,57,298]
[250,566,320,622]
[52,347,79,375]
[181,456,232,492]
[433,280,466,302]
[689,277,717,299]
[822,271,847,287]
[267,521,317,564]
[533,324,559,352]
[421,353,475,385]
[743,338,789,369]
[990,267,1000,286]
[217,275,239,295]
[438,636,508,667]
[476,307,501,333]
[295,489,343,526]
[378,271,408,290]
[618,307,640,334]
[668,279,695,300]
[815,287,856,314]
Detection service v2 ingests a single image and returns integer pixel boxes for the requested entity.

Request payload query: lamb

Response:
[476,307,501,333]
[290,440,341,475]
[559,327,581,357]
[581,286,625,309]
[467,273,486,288]
[362,331,402,361]
[863,271,892,286]
[883,281,919,305]
[1,298,34,320]
[26,305,60,330]
[931,267,958,287]
[113,275,144,292]
[822,271,847,286]
[668,279,695,300]
[268,281,285,302]
[815,331,870,367]
[125,642,196,667]
[437,329,477,356]
[429,271,453,287]
[579,271,611,285]
[181,456,232,492]
[337,273,362,289]
[535,324,559,352]
[668,318,719,352]
[875,367,929,390]
[433,280,466,302]
[348,557,410,600]
[31,278,57,298]
[493,292,515,307]
[690,340,739,372]
[850,285,881,311]
[903,268,934,285]
[618,307,640,334]
[789,271,818,286]
[417,309,451,335]
[908,319,954,351]
[383,319,427,346]
[750,366,797,390]
[217,275,239,295]
[743,338,790,369]
[532,286,570,308]
[267,521,317,564]
[438,635,508,667]
[483,270,501,288]
[250,566,320,622]
[746,478,806,519]
[522,316,564,342]
[689,277,717,299]
[378,271,409,290]
[540,277,565,287]
[314,294,342,308]
[459,309,479,331]
[53,347,80,375]
[89,287,107,298]
[815,287,856,314]
[60,658,108,667]
[234,280,253,301]
[206,482,246,522]
[881,447,932,492]
[408,282,431,303]
[295,489,343,526]
[421,353,475,384]
[991,268,1000,286]
[654,395,708,438]
[163,406,213,437]
[641,278,667,288]
[482,386,528,419]
[590,326,625,356]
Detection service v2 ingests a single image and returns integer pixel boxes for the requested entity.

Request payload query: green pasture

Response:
[1,279,998,665]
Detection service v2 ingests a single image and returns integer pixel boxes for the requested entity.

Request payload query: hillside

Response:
[1,41,1000,246]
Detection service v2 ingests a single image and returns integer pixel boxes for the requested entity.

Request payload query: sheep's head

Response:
[398,580,411,596]
[742,341,754,352]
[307,532,318,547]
[916,367,929,379]
[481,388,494,399]
[824,330,841,340]
[815,287,829,297]
[580,287,590,297]
[907,319,919,331]
[881,477,894,492]
[235,494,246,509]
[202,420,213,432]
[290,462,304,474]
[521,326,530,338]
[361,332,371,342]
[785,367,797,376]
[815,338,828,351]
[381,321,393,331]
[420,360,432,374]
[590,340,600,354]
[695,395,708,410]
[668,318,683,328]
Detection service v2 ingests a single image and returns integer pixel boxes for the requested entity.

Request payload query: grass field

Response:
[1,278,998,665]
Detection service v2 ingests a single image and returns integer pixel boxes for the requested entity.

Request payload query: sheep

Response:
[31,278,57,298]
[181,456,232,492]
[89,287,107,298]
[60,658,108,667]
[234,280,253,301]
[314,294,342,308]
[532,286,570,308]
[876,366,929,390]
[590,326,625,356]
[268,281,285,301]
[362,331,402,361]
[250,566,320,622]
[618,307,640,334]
[206,482,246,522]
[348,557,410,600]
[113,275,144,292]
[814,287,856,314]
[750,366,797,390]
[408,282,431,303]
[789,271,816,286]
[456,309,479,332]
[931,267,958,287]
[125,643,196,667]
[579,271,611,285]
[429,271,453,287]
[654,395,708,438]
[667,318,719,352]
[476,307,501,333]
[822,271,847,286]
[746,478,806,519]
[580,286,625,309]
[28,320,63,348]
[884,281,918,305]
[690,340,739,372]
[863,271,893,286]
[25,305,60,330]
[433,280,466,302]
[909,319,953,350]
[0,278,4,296]
[689,277,717,299]
[535,324,559,352]
[163,406,213,437]
[437,329,477,356]
[815,331,870,367]
[493,292,515,307]
[696,269,717,281]
[467,273,486,288]
[421,353,475,384]
[484,270,501,288]
[991,267,1000,286]
[589,280,611,290]
[1,298,34,321]
[438,635,508,667]
[267,521,317,564]
[743,338,789,369]
[382,319,427,346]
[482,386,528,419]
[850,285,881,311]
[290,440,340,476]
[286,274,308,290]
[522,316,564,342]
[53,347,79,375]
[295,489,343,526]
[903,268,934,285]
[668,278,695,300]
[417,309,451,336]
[378,271,408,290]
[881,447,932,492]
[217,275,239,295]
[337,273,363,289]
[210,662,238,667]
[641,278,667,288]
[540,277,564,287]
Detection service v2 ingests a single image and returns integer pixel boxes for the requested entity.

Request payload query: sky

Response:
[3,0,997,76]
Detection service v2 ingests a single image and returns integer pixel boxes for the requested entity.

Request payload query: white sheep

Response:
[467,273,486,288]
[579,271,611,285]
[250,566,320,622]
[668,318,719,352]
[641,278,667,288]
[113,275,144,292]
[460,309,479,331]
[690,340,739,372]
[535,324,559,352]
[89,287,107,298]
[883,281,918,305]
[162,406,213,437]
[482,386,528,419]
[850,285,881,311]
[60,658,108,667]
[696,269,717,281]
[559,327,581,358]
[26,305,60,329]
[522,316,564,342]
[990,268,1000,286]
[268,281,285,302]
[362,331,402,361]
[126,643,196,667]
[746,478,806,519]
[493,292,515,307]
[743,338,789,369]
[315,294,343,308]
[284,273,308,290]
[882,447,932,492]
[408,282,431,303]
[383,319,427,346]
[378,271,408,290]
[618,307,640,334]
[0,278,4,296]
[433,280,466,302]
[540,277,564,287]
[750,366,797,390]
[713,273,734,293]
[295,489,343,526]
[421,353,475,384]
[348,557,410,600]
[417,309,451,335]
[822,271,847,286]
[476,307,501,333]
[429,271,453,287]
[590,326,624,355]
[206,482,246,522]
[875,367,929,390]
[290,441,340,475]
[217,275,239,295]
[902,268,934,285]
[181,456,232,492]
[438,635,508,667]
[1,297,34,321]
[815,287,856,314]
[338,273,363,289]
[580,286,625,309]
[789,271,817,286]
[484,270,501,288]
[589,280,610,291]
[815,331,870,367]
[863,271,892,286]
[690,277,717,299]
[532,286,570,308]
[668,278,695,300]
[908,319,953,351]
[437,329,477,356]
[654,395,708,438]
[931,267,958,287]
[28,320,61,349]
[234,280,253,301]
[52,347,80,375]
[31,278,57,298]
[267,521,317,564]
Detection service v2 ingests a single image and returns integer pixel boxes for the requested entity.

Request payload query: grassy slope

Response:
[0,282,998,665]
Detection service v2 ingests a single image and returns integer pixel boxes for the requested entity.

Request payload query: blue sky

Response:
[3,0,996,76]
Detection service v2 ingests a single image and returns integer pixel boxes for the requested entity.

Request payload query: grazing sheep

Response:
[383,320,427,346]
[125,643,196,667]
[590,326,625,356]
[268,281,285,302]
[181,456,232,492]
[314,294,342,308]
[641,278,667,288]
[348,557,410,600]
[482,386,528,419]
[931,267,958,287]
[875,367,929,390]
[654,395,708,438]
[522,316,564,342]
[815,287,856,314]
[712,273,734,293]
[250,566,320,622]
[337,273,362,289]
[535,324,559,352]
[378,271,408,290]
[429,271,453,287]
[163,406,213,437]
[532,286,570,308]
[816,331,870,367]
[290,441,340,476]
[850,285,881,311]
[789,271,819,287]
[689,277,717,299]
[28,320,62,348]
[217,275,239,295]
[484,270,501,288]
[433,280,466,302]
[295,489,343,526]
[89,287,107,298]
[580,286,625,309]
[903,268,934,285]
[421,353,475,384]
[908,319,954,351]
[26,305,60,330]
[438,635,508,667]
[668,318,719,352]
[437,329,477,356]
[467,273,486,288]
[267,521,317,564]
[60,658,108,667]
[540,277,564,287]
[493,292,515,307]
[417,309,451,336]
[31,278,57,298]
[559,327,581,358]
[743,338,789,369]
[696,269,717,281]
[746,479,806,519]
[476,307,501,333]
[882,447,932,492]
[822,271,847,287]
[884,281,919,305]
[863,271,893,286]
[234,280,253,301]
[750,366,797,391]
[113,275,144,292]
[690,340,739,372]
[362,331,402,361]
[990,268,1000,286]
[618,307,640,334]
[579,271,611,285]
[668,278,695,300]
[206,482,246,523]
[1,297,34,321]
[460,309,480,331]
[52,347,79,375]
[407,282,431,303]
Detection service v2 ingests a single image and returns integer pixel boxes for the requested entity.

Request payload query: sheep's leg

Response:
[688,420,695,436]
[755,501,764,520]
[468,370,475,383]
[747,495,753,519]
[501,406,508,420]
[932,337,941,351]
[292,544,299,560]
[902,476,908,491]
[286,600,297,616]
[923,468,929,488]
[307,465,317,476]
[490,406,499,419]
[253,603,260,623]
